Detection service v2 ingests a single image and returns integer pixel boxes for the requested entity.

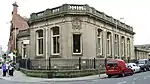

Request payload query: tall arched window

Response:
[51,27,60,55]
[107,32,111,57]
[114,34,119,58]
[36,29,44,55]
[97,29,103,56]
[121,36,125,57]
[127,38,130,57]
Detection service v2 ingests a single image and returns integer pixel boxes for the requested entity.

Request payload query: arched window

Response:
[114,34,119,58]
[107,32,111,57]
[127,38,130,57]
[36,29,44,55]
[97,29,103,56]
[51,27,60,55]
[121,36,125,57]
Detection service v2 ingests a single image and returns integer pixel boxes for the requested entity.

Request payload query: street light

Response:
[115,17,124,59]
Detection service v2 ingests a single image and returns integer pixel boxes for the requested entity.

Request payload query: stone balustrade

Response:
[29,4,133,32]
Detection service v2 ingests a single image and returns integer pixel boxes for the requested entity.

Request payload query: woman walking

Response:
[1,63,7,77]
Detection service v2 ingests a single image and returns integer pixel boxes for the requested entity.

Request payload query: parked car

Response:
[136,59,150,71]
[126,63,140,73]
[105,59,134,78]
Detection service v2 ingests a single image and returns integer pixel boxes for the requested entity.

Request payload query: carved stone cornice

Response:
[28,4,135,35]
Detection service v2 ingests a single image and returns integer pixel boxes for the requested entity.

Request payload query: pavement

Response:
[0,69,108,82]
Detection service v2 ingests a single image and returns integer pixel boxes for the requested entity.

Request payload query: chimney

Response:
[12,1,18,14]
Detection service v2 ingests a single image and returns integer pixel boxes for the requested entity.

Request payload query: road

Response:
[0,71,150,84]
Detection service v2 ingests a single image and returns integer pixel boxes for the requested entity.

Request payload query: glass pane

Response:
[53,37,56,53]
[53,27,59,35]
[37,30,43,37]
[38,39,43,54]
[107,40,109,54]
[73,34,81,53]
[57,36,60,53]
[98,38,100,48]
[23,48,26,58]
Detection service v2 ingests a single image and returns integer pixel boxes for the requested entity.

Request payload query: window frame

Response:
[72,33,82,55]
[107,32,111,56]
[114,34,119,57]
[51,27,60,55]
[97,29,103,56]
[127,38,130,57]
[36,29,44,56]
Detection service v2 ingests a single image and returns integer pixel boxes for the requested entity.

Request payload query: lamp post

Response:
[115,17,124,59]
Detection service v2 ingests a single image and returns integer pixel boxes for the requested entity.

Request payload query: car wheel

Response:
[120,72,125,77]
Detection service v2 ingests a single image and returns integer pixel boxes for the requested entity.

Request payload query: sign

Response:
[23,40,30,44]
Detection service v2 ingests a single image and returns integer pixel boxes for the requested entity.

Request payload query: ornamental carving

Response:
[72,16,82,30]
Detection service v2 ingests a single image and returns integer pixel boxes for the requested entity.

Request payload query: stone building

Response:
[17,4,135,60]
[7,2,29,54]
[134,44,150,59]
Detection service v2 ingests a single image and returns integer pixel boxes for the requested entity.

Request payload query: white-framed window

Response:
[36,29,44,55]
[114,34,119,57]
[97,29,103,56]
[51,27,60,55]
[107,32,111,56]
[21,43,27,59]
[121,36,125,56]
[127,38,130,57]
[73,34,82,54]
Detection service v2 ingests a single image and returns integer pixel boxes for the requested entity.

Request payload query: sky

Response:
[0,0,150,52]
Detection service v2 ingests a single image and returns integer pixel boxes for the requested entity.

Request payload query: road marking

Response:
[117,81,127,84]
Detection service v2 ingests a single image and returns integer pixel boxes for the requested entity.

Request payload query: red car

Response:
[105,59,133,78]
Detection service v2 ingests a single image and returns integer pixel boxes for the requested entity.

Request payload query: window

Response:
[107,32,111,56]
[23,44,26,58]
[97,29,103,55]
[121,36,125,57]
[73,34,81,54]
[51,27,60,55]
[114,34,119,57]
[36,30,44,55]
[127,38,130,57]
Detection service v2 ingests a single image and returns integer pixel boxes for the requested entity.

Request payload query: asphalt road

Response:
[1,71,150,84]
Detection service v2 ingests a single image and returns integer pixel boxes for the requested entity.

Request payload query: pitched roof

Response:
[11,13,29,30]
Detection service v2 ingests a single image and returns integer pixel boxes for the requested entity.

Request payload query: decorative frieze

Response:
[72,16,82,30]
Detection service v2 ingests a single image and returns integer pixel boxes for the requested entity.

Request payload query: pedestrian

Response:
[6,62,10,75]
[1,63,7,77]
[9,63,14,76]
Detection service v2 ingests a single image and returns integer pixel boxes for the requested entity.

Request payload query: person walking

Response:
[1,63,7,77]
[6,62,10,75]
[9,63,14,76]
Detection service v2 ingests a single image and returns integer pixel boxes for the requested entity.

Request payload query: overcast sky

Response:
[0,0,149,51]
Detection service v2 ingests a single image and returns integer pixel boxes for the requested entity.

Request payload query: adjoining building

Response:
[7,2,29,54]
[134,44,150,59]
[16,4,135,61]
